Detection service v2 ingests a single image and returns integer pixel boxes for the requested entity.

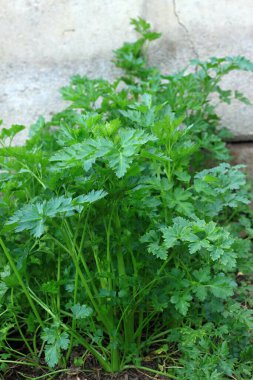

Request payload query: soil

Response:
[4,366,169,380]
[3,354,170,380]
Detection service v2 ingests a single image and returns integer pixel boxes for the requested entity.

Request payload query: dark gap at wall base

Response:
[228,142,253,178]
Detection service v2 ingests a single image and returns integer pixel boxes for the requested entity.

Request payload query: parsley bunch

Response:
[0,18,253,379]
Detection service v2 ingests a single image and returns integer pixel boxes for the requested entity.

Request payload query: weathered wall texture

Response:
[1,0,253,144]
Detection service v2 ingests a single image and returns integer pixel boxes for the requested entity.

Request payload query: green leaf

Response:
[73,190,107,207]
[45,345,59,368]
[161,217,192,248]
[170,293,192,316]
[106,129,156,178]
[147,241,168,260]
[193,268,211,283]
[7,190,107,237]
[140,230,168,260]
[175,171,191,183]
[7,203,47,237]
[0,124,26,141]
[209,275,236,299]
[42,326,70,368]
[71,303,93,319]
[193,285,208,301]
[188,239,210,254]
[161,226,178,248]
[50,137,113,170]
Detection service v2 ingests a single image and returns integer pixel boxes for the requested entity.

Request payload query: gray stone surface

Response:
[1,0,253,141]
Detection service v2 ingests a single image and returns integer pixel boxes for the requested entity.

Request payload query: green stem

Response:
[125,365,178,379]
[137,310,143,346]
[16,368,71,380]
[0,360,45,368]
[49,232,113,332]
[111,347,120,372]
[130,249,138,297]
[0,237,44,328]
[57,250,61,313]
[19,162,47,189]
[65,254,78,362]
[134,310,157,340]
[92,244,107,289]
[28,289,111,372]
[116,257,172,334]
[11,300,35,357]
[104,216,113,292]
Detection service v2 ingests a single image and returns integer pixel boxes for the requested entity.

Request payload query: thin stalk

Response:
[92,244,108,289]
[0,237,44,328]
[49,231,113,332]
[28,289,111,371]
[49,235,98,312]
[130,249,138,297]
[7,338,33,342]
[33,325,41,355]
[104,215,113,292]
[4,345,28,358]
[137,309,143,346]
[57,250,61,313]
[78,254,101,297]
[11,312,35,358]
[118,249,135,366]
[0,359,44,368]
[149,326,182,343]
[106,208,124,372]
[65,256,78,362]
[125,365,178,379]
[115,257,173,335]
[134,310,157,340]
[17,369,72,380]
[64,221,100,296]
[19,162,47,190]
[77,208,91,253]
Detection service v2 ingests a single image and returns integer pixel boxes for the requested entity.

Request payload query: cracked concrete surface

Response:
[1,0,253,142]
[172,0,199,59]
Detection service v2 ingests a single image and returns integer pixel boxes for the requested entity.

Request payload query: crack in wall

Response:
[172,0,199,59]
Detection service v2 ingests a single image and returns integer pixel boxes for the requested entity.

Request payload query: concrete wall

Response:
[1,0,253,144]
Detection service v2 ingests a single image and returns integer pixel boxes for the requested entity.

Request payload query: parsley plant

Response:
[0,18,253,379]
